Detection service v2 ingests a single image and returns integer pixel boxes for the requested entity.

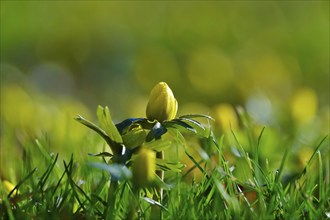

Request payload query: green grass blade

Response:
[299,135,328,178]
[275,148,289,184]
[7,168,37,198]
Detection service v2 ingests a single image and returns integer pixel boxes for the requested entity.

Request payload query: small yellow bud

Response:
[146,82,178,122]
[132,147,156,188]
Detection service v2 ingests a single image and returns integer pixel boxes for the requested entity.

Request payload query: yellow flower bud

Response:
[146,82,178,122]
[132,147,156,188]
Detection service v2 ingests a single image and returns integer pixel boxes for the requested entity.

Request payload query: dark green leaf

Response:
[116,118,146,134]
[146,122,167,142]
[88,152,113,157]
[164,119,196,133]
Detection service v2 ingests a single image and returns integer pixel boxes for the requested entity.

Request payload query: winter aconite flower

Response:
[132,147,156,188]
[146,82,178,122]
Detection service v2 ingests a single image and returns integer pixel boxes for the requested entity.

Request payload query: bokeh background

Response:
[1,1,329,180]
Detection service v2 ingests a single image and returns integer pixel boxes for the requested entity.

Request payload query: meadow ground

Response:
[0,108,329,220]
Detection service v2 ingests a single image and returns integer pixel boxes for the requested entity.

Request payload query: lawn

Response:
[1,82,329,220]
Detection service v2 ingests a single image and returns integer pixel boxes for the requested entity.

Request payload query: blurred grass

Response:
[0,118,328,219]
[0,1,329,192]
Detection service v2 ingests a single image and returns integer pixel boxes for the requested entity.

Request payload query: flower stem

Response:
[151,150,164,219]
[156,150,164,199]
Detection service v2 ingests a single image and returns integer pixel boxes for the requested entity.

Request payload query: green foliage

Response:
[1,113,329,219]
[96,106,123,149]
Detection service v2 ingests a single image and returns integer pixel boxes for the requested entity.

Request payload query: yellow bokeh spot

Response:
[1,180,19,195]
[297,147,314,168]
[1,84,36,129]
[50,99,91,146]
[187,47,234,96]
[238,53,292,99]
[291,88,318,124]
[212,103,238,131]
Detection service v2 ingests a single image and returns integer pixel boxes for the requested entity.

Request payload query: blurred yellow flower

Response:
[297,147,314,169]
[1,180,19,195]
[212,103,238,131]
[187,47,234,96]
[132,147,156,188]
[291,88,318,124]
[146,82,178,122]
[1,84,36,129]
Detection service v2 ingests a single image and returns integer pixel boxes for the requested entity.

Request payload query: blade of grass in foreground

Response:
[7,168,37,198]
[299,135,328,178]
[38,154,59,191]
[317,151,324,204]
